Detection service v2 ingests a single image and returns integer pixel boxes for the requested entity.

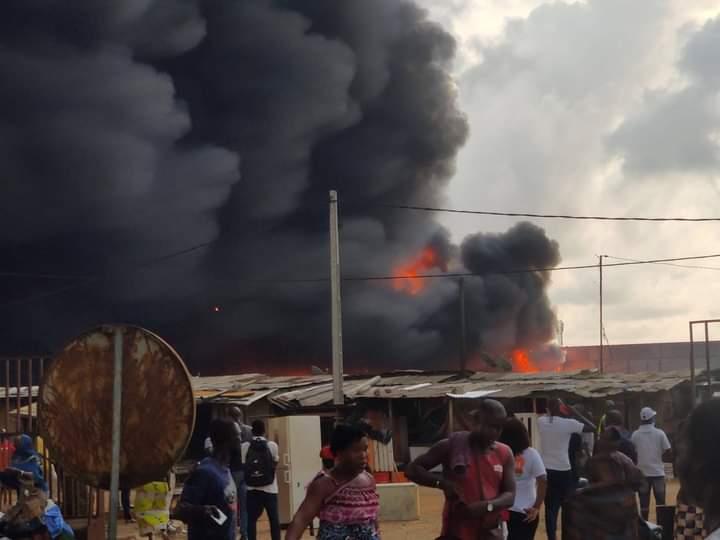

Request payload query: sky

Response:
[416,0,720,347]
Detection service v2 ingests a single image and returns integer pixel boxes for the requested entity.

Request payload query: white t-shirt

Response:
[241,437,280,493]
[707,529,720,540]
[537,416,584,471]
[581,432,595,456]
[631,424,671,477]
[510,447,547,514]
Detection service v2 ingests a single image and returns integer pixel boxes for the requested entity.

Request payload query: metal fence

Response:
[0,356,103,528]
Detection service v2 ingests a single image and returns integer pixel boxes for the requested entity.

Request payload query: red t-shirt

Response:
[442,432,512,540]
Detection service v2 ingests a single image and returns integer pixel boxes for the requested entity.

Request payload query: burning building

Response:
[0,0,561,373]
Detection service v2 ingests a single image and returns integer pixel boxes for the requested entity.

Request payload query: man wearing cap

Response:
[631,407,672,522]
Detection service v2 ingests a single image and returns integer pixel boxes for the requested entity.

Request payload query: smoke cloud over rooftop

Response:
[0,0,561,372]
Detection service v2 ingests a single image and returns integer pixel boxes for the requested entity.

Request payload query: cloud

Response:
[608,17,720,176]
[435,0,720,347]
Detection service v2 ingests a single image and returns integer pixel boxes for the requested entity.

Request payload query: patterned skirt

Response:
[317,522,379,540]
[674,503,704,540]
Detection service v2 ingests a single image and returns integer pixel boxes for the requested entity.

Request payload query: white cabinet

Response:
[267,415,322,525]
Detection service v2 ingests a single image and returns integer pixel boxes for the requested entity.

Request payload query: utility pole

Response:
[599,255,604,374]
[329,191,344,420]
[459,277,467,372]
[557,320,565,347]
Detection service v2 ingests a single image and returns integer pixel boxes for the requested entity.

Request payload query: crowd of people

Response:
[177,397,720,540]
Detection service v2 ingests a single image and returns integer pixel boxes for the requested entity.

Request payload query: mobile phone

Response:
[210,508,227,526]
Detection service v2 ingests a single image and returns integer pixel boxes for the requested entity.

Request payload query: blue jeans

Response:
[247,490,280,540]
[233,471,248,538]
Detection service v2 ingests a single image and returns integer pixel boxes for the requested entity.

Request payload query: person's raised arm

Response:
[285,477,334,540]
[564,401,597,433]
[405,439,456,500]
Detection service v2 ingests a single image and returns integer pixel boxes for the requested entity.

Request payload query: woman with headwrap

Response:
[0,435,73,539]
[9,434,48,493]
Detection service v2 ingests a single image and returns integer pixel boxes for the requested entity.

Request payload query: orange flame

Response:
[511,349,540,373]
[393,247,439,295]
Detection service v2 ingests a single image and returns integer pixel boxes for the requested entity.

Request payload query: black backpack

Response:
[245,438,275,487]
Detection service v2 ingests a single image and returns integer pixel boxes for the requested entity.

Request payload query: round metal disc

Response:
[40,324,196,489]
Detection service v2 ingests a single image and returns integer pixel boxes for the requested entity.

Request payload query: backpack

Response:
[245,438,275,487]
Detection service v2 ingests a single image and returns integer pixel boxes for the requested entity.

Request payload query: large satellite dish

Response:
[40,325,195,489]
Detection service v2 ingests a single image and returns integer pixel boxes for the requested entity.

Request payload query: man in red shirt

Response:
[406,399,516,540]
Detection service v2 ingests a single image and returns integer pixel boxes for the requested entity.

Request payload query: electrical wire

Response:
[344,253,720,281]
[604,255,720,271]
[5,247,720,309]
[379,204,720,222]
[0,272,89,280]
[0,240,214,309]
[207,253,720,285]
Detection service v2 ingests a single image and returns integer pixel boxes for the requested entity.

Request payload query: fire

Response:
[511,349,540,373]
[393,247,440,295]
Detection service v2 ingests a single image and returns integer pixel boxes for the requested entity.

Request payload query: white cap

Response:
[640,407,657,421]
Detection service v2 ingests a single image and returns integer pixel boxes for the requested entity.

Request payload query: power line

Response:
[605,255,720,272]
[0,240,214,309]
[380,204,720,222]
[0,272,89,280]
[5,250,720,309]
[211,253,720,284]
[6,252,720,288]
[347,253,720,281]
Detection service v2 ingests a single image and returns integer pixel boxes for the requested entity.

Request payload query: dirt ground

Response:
[118,480,680,540]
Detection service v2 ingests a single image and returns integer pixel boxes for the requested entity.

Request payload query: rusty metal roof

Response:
[192,369,693,410]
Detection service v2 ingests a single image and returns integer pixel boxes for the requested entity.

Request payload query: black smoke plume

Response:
[0,0,561,373]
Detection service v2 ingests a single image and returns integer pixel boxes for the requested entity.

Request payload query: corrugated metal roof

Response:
[371,372,460,386]
[192,369,693,410]
[0,386,39,399]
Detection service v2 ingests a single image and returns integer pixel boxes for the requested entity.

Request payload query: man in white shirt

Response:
[631,407,672,522]
[537,398,596,540]
[242,420,280,540]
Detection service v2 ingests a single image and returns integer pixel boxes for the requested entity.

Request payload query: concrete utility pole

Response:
[599,255,604,374]
[329,191,344,418]
[459,277,467,372]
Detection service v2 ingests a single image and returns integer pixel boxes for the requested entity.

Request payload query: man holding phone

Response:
[179,418,240,540]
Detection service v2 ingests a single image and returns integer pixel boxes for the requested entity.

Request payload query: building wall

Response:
[563,340,720,374]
